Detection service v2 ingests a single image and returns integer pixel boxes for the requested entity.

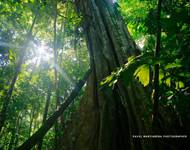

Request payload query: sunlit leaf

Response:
[134,64,149,86]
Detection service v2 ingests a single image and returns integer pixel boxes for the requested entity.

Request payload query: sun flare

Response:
[36,43,52,61]
[26,41,53,67]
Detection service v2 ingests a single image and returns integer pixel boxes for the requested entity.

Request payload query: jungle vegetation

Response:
[0,0,189,150]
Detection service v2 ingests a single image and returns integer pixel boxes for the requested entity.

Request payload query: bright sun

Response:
[37,43,52,61]
[27,41,53,66]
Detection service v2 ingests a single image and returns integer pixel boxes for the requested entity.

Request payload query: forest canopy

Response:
[0,0,189,150]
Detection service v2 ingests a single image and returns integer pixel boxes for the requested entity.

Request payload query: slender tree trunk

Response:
[52,2,61,149]
[8,129,16,150]
[28,104,36,138]
[37,85,52,150]
[8,113,20,150]
[61,0,149,150]
[0,14,37,132]
[152,0,162,131]
[8,124,16,150]
[152,0,162,119]
[152,0,162,149]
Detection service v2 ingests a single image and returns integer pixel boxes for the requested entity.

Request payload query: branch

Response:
[16,69,91,150]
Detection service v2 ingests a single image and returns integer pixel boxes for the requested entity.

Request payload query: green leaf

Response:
[165,77,171,87]
[134,64,149,86]
[175,81,185,90]
[165,62,182,69]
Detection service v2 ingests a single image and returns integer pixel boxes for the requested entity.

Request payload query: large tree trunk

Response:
[61,0,150,150]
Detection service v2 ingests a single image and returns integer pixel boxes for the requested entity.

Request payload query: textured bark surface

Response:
[61,0,150,150]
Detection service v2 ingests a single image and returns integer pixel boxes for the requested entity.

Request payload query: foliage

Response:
[101,53,154,87]
[102,0,190,136]
[0,0,89,149]
[0,0,190,149]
